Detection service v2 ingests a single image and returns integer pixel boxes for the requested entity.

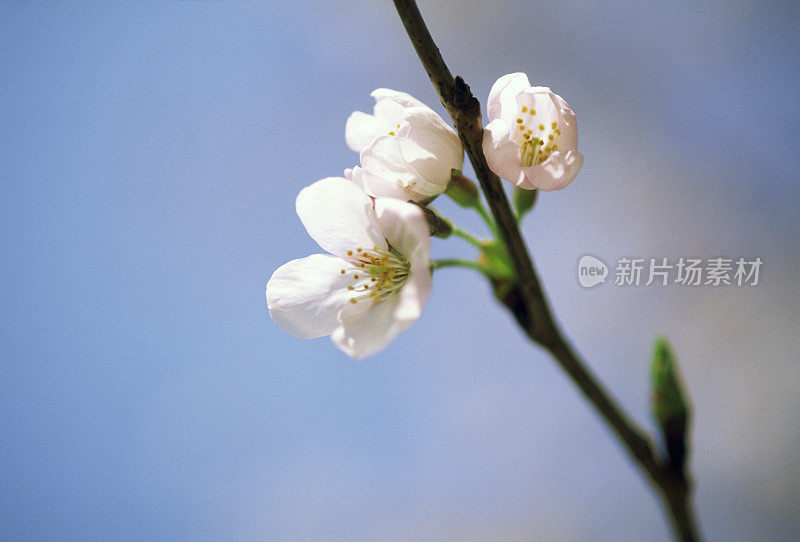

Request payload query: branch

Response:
[391,1,700,540]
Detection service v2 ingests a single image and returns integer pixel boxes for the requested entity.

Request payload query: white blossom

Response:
[482,72,583,191]
[345,89,463,202]
[266,178,432,359]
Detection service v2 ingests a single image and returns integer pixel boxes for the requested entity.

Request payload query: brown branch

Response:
[391,1,700,540]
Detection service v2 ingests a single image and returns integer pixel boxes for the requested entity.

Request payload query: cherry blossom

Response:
[482,72,582,191]
[266,178,432,359]
[345,89,463,202]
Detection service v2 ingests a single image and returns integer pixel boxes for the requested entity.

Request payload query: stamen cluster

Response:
[516,107,562,167]
[341,246,411,304]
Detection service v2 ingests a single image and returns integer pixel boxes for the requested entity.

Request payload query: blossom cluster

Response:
[266,74,582,358]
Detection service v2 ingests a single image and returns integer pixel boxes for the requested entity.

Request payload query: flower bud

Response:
[512,185,538,220]
[416,204,453,238]
[650,336,691,472]
[445,169,480,208]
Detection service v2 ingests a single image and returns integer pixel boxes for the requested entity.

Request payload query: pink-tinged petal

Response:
[521,150,583,191]
[296,178,386,257]
[373,197,431,259]
[516,87,559,125]
[482,119,525,185]
[520,89,575,151]
[371,88,427,109]
[332,295,408,359]
[394,107,463,195]
[552,92,573,114]
[345,111,391,152]
[266,254,354,339]
[487,72,531,122]
[553,93,578,151]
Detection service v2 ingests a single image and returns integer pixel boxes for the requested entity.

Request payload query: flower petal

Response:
[373,197,431,259]
[521,150,583,191]
[553,93,578,151]
[343,166,364,191]
[394,107,463,193]
[482,119,525,185]
[371,88,427,109]
[346,89,427,153]
[394,255,431,323]
[296,178,386,257]
[516,87,559,126]
[266,254,354,339]
[487,72,531,122]
[359,135,430,199]
[373,197,432,324]
[332,295,409,359]
[351,165,410,200]
[345,111,391,152]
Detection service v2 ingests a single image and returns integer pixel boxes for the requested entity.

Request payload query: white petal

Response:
[371,98,407,130]
[487,72,531,122]
[360,135,432,200]
[332,295,409,359]
[373,197,431,259]
[266,254,353,339]
[354,165,410,200]
[343,166,360,188]
[482,120,525,186]
[346,88,427,153]
[394,255,432,323]
[296,178,386,257]
[521,150,583,191]
[371,88,427,109]
[395,107,463,193]
[345,111,391,152]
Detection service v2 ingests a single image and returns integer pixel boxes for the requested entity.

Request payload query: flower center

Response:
[340,246,410,304]
[514,106,561,167]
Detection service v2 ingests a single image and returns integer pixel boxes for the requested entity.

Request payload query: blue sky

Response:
[1,1,799,540]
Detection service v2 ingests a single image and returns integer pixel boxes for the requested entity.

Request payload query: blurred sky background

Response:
[1,1,799,540]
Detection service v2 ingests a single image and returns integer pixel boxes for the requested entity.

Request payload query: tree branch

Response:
[391,1,700,540]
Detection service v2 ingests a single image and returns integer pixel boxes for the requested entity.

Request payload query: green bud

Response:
[512,186,538,221]
[650,336,691,471]
[651,337,688,424]
[416,204,453,239]
[445,169,480,208]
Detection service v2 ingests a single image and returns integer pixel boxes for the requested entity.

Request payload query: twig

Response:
[391,1,700,540]
[431,258,489,275]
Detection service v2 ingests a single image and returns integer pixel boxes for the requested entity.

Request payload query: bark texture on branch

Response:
[391,1,700,540]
